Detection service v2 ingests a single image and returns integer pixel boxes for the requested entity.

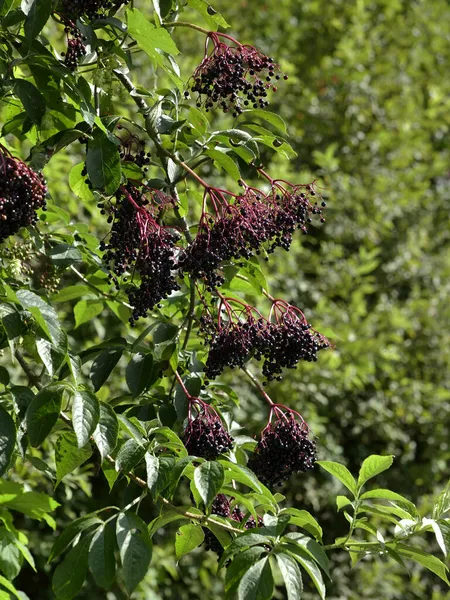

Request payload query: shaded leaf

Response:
[26,384,64,447]
[72,390,100,448]
[116,512,153,595]
[92,402,118,460]
[0,406,16,476]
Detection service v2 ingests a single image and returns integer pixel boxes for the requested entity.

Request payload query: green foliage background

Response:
[1,0,449,598]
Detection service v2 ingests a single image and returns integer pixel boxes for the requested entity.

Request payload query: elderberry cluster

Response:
[248,414,317,487]
[61,20,86,71]
[177,185,325,289]
[203,305,329,381]
[188,33,286,116]
[183,408,233,460]
[60,0,128,21]
[0,148,47,243]
[204,494,263,556]
[100,184,180,323]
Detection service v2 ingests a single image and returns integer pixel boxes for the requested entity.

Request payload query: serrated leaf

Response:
[90,347,123,392]
[116,512,153,595]
[175,524,204,560]
[237,556,274,600]
[14,78,45,124]
[194,461,224,508]
[206,149,240,181]
[0,406,16,476]
[49,515,103,563]
[88,524,116,589]
[279,508,323,542]
[92,402,118,460]
[317,461,357,496]
[241,109,287,134]
[72,390,100,448]
[283,544,326,600]
[16,289,64,349]
[186,0,229,29]
[145,453,174,497]
[115,439,146,473]
[86,128,121,195]
[360,488,418,518]
[422,518,447,557]
[126,352,154,396]
[225,547,266,599]
[26,384,64,447]
[52,534,90,600]
[55,432,92,487]
[275,552,303,600]
[283,533,330,577]
[49,244,83,267]
[394,543,449,583]
[36,336,66,377]
[23,0,51,42]
[433,480,450,519]
[357,455,394,490]
[74,299,104,329]
[221,460,263,493]
[126,8,179,60]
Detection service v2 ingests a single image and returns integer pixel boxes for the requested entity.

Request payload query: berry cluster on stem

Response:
[248,405,317,487]
[0,145,47,243]
[187,31,286,116]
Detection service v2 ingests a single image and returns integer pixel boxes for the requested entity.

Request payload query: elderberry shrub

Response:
[0,146,47,243]
[100,184,180,323]
[248,413,317,487]
[189,32,286,116]
[60,0,129,21]
[61,21,87,71]
[182,407,233,460]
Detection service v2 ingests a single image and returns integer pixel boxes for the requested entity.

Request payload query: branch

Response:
[242,367,274,407]
[14,350,43,390]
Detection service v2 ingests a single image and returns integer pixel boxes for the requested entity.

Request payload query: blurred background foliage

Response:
[1,0,450,598]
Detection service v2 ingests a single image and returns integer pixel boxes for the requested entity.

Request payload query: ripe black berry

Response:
[248,408,317,487]
[0,145,47,243]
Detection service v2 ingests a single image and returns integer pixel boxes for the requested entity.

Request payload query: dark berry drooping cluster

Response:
[204,494,263,556]
[100,184,179,323]
[116,124,152,170]
[60,0,129,21]
[60,19,86,71]
[248,407,317,487]
[177,182,325,289]
[182,399,233,460]
[0,146,47,243]
[188,32,286,116]
[202,297,329,381]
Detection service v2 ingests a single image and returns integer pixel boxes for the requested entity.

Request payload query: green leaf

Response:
[92,402,118,460]
[186,0,229,29]
[55,432,92,487]
[394,543,449,584]
[115,439,146,473]
[194,461,225,508]
[275,552,303,600]
[279,508,323,542]
[225,547,266,599]
[360,488,418,518]
[241,109,287,134]
[74,300,104,329]
[237,556,274,600]
[145,453,175,497]
[23,0,51,42]
[283,544,326,600]
[14,78,45,124]
[175,524,205,560]
[116,512,153,595]
[206,149,240,181]
[86,128,121,195]
[148,508,196,537]
[88,524,116,590]
[282,533,330,578]
[433,480,450,519]
[90,347,124,392]
[126,352,154,396]
[221,460,263,493]
[52,533,90,600]
[0,574,21,599]
[126,8,179,60]
[0,529,22,580]
[36,336,66,377]
[49,515,103,562]
[0,406,16,476]
[69,163,94,201]
[72,390,100,448]
[16,289,64,348]
[357,455,394,490]
[422,518,447,557]
[49,244,83,268]
[317,461,357,496]
[26,384,64,447]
